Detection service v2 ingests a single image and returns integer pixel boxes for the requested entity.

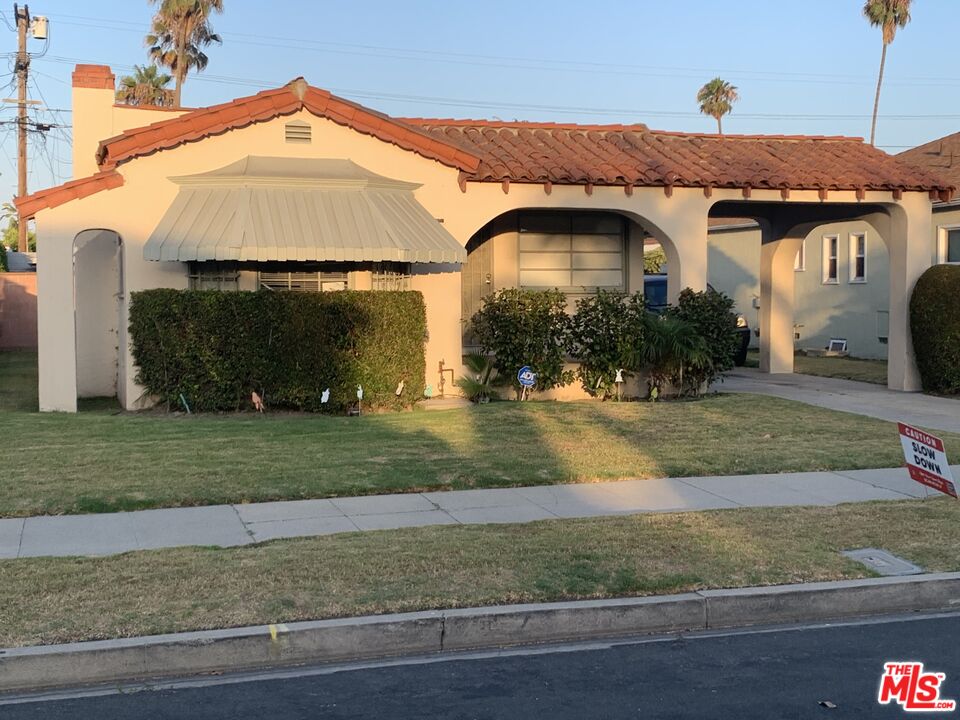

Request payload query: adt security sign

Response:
[517,366,537,388]
[898,422,957,498]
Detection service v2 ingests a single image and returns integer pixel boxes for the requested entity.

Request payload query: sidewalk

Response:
[719,368,960,433]
[2,464,950,559]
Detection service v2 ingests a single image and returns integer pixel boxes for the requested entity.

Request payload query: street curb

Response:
[2,573,959,692]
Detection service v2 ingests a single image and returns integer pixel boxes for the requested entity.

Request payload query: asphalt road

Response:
[4,613,959,719]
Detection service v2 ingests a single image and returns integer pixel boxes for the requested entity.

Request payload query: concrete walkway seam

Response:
[2,573,959,693]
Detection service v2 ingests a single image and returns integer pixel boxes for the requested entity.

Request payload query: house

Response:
[16,64,951,412]
[708,133,960,359]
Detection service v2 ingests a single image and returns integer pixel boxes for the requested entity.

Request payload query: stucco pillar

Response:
[885,195,933,392]
[759,233,804,374]
[36,229,78,412]
[655,193,712,303]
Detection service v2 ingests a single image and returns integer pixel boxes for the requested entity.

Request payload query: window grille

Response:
[188,263,240,291]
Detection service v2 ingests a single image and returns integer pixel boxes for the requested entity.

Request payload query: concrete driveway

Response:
[718,368,960,433]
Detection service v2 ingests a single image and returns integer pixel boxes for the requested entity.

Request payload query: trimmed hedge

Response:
[129,289,427,412]
[911,265,960,395]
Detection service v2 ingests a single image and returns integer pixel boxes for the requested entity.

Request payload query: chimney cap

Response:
[72,64,115,90]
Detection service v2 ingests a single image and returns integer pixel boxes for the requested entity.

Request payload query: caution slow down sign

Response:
[898,422,958,498]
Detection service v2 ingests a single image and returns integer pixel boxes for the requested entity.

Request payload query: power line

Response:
[43,12,960,89]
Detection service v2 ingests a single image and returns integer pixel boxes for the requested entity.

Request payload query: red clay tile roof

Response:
[897,133,960,192]
[16,170,124,219]
[404,120,953,195]
[20,77,954,219]
[96,79,483,173]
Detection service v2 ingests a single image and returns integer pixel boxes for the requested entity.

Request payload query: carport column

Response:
[36,227,78,412]
[759,232,804,374]
[885,195,933,392]
[656,192,711,303]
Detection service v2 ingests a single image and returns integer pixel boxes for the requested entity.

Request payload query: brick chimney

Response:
[71,64,115,179]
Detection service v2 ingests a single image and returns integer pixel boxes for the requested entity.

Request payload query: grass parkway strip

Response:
[1,498,957,648]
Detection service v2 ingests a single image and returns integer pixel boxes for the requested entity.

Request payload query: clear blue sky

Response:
[4,0,959,202]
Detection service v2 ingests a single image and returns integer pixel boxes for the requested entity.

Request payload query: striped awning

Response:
[144,157,466,264]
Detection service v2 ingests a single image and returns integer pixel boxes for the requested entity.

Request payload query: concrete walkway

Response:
[2,465,953,559]
[719,368,960,434]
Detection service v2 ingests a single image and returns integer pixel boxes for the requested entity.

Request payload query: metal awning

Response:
[144,157,466,264]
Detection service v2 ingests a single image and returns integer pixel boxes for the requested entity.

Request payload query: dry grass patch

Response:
[1,498,958,648]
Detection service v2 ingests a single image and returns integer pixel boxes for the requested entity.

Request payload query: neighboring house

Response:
[15,64,950,412]
[708,133,960,360]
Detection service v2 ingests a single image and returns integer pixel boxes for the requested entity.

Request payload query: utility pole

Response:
[14,3,29,252]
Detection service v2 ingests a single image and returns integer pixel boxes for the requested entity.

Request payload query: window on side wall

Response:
[517,212,625,293]
[849,232,867,283]
[938,226,960,264]
[794,239,806,271]
[188,262,240,291]
[258,271,348,292]
[822,234,839,284]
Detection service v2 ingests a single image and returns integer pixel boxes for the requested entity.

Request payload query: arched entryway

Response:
[73,229,123,401]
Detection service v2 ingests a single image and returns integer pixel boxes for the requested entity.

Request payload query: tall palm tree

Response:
[146,0,224,107]
[696,78,739,135]
[116,64,174,107]
[863,0,912,146]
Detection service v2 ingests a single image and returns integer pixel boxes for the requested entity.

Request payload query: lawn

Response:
[745,350,888,385]
[1,498,957,647]
[2,350,958,518]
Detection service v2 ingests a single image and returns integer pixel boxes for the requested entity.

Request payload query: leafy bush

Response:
[911,265,960,395]
[129,289,426,412]
[470,288,573,396]
[0,244,7,273]
[668,287,739,388]
[569,290,645,398]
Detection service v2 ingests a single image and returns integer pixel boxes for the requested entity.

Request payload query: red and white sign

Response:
[878,661,956,712]
[898,423,957,499]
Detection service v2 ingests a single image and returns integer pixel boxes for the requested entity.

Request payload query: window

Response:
[258,271,347,292]
[188,262,239,291]
[937,226,960,264]
[849,232,867,282]
[518,212,625,291]
[372,262,412,291]
[794,239,806,271]
[822,234,839,284]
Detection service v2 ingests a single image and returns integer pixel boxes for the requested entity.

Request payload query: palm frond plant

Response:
[456,353,500,403]
[632,314,711,400]
[116,64,174,107]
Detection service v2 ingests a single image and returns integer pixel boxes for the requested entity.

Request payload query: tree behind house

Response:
[696,78,739,135]
[116,64,174,107]
[146,0,224,107]
[863,0,911,146]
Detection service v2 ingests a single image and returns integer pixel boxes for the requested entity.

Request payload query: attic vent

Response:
[285,121,312,144]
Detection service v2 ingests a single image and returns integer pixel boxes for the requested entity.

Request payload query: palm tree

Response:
[116,64,174,107]
[146,0,224,107]
[863,0,912,146]
[696,78,739,135]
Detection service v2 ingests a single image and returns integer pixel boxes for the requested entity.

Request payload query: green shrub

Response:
[470,288,573,397]
[0,244,7,273]
[911,265,960,395]
[668,287,739,388]
[129,289,426,412]
[569,290,646,398]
